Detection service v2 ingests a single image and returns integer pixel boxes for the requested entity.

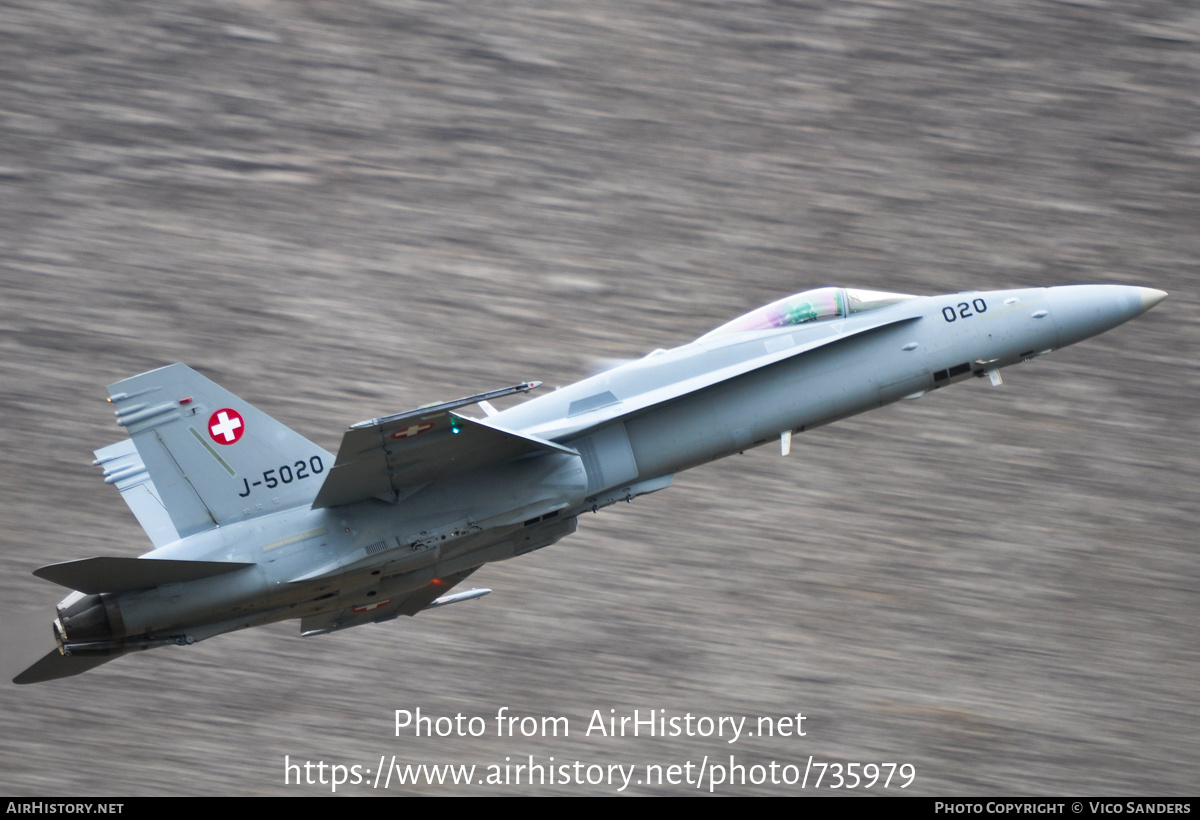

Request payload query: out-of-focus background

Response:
[1,0,1196,796]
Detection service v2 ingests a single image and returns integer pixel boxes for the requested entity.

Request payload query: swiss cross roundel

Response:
[390,422,435,440]
[208,408,245,445]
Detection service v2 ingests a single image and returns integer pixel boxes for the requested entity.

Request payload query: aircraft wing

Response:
[312,408,577,509]
[299,569,480,636]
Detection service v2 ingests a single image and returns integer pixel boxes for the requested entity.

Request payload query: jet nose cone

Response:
[1138,287,1168,313]
[1044,284,1164,350]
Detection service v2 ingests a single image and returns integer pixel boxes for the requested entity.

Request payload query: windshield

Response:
[700,287,916,339]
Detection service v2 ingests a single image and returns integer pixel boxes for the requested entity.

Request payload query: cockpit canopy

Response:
[700,287,916,340]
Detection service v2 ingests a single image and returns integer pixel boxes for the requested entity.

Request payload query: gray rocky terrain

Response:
[0,0,1196,795]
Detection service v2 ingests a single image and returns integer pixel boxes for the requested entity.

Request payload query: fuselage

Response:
[50,285,1165,661]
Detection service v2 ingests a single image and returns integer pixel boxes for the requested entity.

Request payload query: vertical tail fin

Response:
[93,439,180,547]
[107,364,333,539]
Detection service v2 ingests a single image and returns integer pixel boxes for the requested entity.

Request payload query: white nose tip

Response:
[1138,288,1168,312]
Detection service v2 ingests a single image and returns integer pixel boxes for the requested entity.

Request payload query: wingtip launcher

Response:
[349,381,542,430]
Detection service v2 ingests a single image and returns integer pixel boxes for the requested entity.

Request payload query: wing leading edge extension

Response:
[519,312,923,441]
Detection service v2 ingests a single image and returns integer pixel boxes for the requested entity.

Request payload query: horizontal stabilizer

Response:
[34,557,255,594]
[13,649,121,685]
[313,410,577,509]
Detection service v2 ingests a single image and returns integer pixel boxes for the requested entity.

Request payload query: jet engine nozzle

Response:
[54,593,125,655]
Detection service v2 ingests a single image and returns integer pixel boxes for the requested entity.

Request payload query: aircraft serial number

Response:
[238,456,325,497]
[942,298,988,322]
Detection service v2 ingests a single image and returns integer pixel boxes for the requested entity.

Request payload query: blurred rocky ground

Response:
[0,0,1196,795]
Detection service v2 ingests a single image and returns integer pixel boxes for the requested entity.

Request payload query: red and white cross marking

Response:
[389,421,435,440]
[351,598,393,613]
[208,408,245,445]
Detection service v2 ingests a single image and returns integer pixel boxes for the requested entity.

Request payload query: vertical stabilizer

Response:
[93,439,180,547]
[106,364,333,538]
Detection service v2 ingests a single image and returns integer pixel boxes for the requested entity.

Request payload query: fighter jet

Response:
[15,284,1166,683]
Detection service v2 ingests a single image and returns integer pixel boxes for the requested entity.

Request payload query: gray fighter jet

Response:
[15,284,1166,683]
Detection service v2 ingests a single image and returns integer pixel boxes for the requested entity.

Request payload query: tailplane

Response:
[106,364,333,539]
[14,648,121,685]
